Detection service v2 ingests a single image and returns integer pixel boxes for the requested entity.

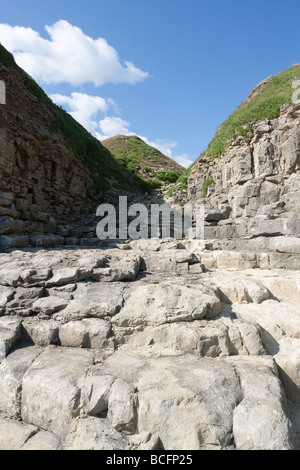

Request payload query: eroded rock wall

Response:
[0,64,95,249]
[188,103,300,241]
[0,241,299,450]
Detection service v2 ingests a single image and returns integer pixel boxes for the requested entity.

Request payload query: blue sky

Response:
[1,0,300,167]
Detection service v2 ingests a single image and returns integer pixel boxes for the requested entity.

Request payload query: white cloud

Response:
[96,117,194,168]
[0,20,149,86]
[50,92,194,168]
[0,21,193,167]
[170,154,194,168]
[51,92,108,133]
[141,137,194,168]
[50,93,130,138]
[96,116,133,140]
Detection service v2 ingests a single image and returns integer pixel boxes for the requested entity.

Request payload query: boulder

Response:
[21,346,94,437]
[0,419,37,450]
[112,282,221,328]
[0,346,42,419]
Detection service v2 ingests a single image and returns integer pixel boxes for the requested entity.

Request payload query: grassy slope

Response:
[102,135,184,186]
[0,43,151,194]
[176,64,300,188]
[205,64,300,159]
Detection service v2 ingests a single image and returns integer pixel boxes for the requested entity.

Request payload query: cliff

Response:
[0,44,150,249]
[188,66,300,250]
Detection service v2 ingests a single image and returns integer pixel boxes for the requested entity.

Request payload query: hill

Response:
[171,64,300,196]
[204,63,300,160]
[0,43,150,195]
[0,43,155,248]
[101,135,184,188]
[186,64,300,244]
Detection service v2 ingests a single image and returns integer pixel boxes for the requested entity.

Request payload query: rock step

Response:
[0,346,295,450]
[0,243,299,450]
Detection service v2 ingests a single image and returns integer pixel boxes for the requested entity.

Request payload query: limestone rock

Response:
[187,102,300,243]
[0,346,42,419]
[21,319,59,346]
[108,379,138,434]
[0,245,298,450]
[274,338,300,403]
[0,317,22,361]
[67,417,130,450]
[21,346,94,437]
[21,430,62,450]
[0,418,37,450]
[46,268,79,286]
[230,357,294,450]
[58,318,112,349]
[6,287,44,315]
[112,282,221,328]
[97,350,241,450]
[54,282,125,321]
[92,256,141,282]
[115,314,264,358]
[32,296,68,315]
[0,286,15,309]
[215,277,271,304]
[81,375,115,416]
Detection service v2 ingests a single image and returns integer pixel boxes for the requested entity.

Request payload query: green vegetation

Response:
[115,153,139,174]
[48,105,151,193]
[24,74,51,104]
[0,43,17,68]
[155,170,181,183]
[206,65,300,159]
[102,135,184,186]
[202,178,215,198]
[172,65,300,189]
[105,137,169,174]
[177,174,188,185]
[166,173,189,199]
[145,178,162,190]
[141,166,151,174]
[0,43,151,194]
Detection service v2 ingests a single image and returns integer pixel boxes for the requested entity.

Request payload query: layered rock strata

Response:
[0,63,96,250]
[188,103,300,244]
[0,240,299,450]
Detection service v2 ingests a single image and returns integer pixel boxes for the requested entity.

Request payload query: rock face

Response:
[0,241,299,450]
[0,61,97,250]
[188,103,300,243]
[1,53,300,451]
[0,45,151,250]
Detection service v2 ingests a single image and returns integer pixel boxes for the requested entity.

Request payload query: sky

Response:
[0,0,300,167]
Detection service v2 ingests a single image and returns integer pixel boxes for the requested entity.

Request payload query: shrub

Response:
[155,170,181,183]
[202,178,215,198]
[205,66,300,159]
[146,178,162,189]
[0,43,17,68]
[177,175,188,185]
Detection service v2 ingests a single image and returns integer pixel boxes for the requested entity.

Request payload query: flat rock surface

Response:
[0,244,299,450]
